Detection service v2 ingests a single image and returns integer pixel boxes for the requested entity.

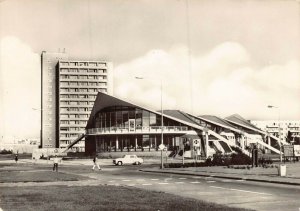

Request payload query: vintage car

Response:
[113,155,143,165]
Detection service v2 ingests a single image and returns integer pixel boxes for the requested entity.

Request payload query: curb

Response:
[140,169,300,186]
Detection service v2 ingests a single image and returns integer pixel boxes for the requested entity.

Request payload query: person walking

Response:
[14,154,18,163]
[53,155,60,172]
[92,155,101,171]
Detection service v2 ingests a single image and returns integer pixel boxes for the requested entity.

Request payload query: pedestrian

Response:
[53,155,60,172]
[92,155,101,170]
[14,154,18,163]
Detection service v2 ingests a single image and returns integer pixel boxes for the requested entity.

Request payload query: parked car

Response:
[113,155,143,165]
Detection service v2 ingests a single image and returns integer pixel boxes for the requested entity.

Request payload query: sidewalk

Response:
[141,162,300,186]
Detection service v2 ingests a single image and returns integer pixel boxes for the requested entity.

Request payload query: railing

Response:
[86,126,188,135]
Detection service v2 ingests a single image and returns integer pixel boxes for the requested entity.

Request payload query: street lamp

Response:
[135,77,164,169]
[267,105,282,162]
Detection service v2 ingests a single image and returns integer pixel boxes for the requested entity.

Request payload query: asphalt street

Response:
[1,160,300,211]
[75,164,300,211]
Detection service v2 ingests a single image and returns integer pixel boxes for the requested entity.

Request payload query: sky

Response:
[0,0,300,140]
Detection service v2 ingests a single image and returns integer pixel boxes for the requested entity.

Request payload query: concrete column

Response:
[116,136,118,151]
[121,137,123,152]
[241,136,245,150]
[267,136,271,145]
[135,136,137,151]
[204,132,209,159]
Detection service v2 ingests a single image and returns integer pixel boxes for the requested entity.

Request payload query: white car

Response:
[113,155,143,165]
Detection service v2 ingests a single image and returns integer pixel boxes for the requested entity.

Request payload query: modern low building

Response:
[65,92,283,158]
[41,51,113,151]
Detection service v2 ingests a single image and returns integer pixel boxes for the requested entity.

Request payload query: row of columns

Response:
[95,135,172,152]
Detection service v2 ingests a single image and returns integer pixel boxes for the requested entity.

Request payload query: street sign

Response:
[283,145,294,157]
[193,139,200,147]
[158,144,165,151]
[294,145,300,156]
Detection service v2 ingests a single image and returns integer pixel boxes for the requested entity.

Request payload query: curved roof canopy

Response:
[86,92,205,131]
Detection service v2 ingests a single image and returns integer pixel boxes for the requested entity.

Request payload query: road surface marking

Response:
[151,179,159,181]
[207,181,216,183]
[210,186,272,196]
[175,182,185,184]
[190,181,201,184]
[108,181,115,183]
[237,179,245,182]
[158,183,169,185]
[122,180,131,182]
[127,184,136,186]
[229,188,272,195]
[205,177,214,180]
[142,183,152,186]
[179,178,187,180]
[221,179,232,182]
[210,186,227,190]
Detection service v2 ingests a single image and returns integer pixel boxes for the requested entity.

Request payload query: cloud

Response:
[114,42,300,120]
[0,36,40,140]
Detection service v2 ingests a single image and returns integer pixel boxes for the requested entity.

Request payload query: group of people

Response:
[13,153,102,172]
[52,155,101,172]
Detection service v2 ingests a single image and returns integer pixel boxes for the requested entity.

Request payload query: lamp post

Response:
[135,77,164,169]
[267,105,282,162]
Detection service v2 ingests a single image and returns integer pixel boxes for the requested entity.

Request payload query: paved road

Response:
[73,164,300,211]
[1,161,300,211]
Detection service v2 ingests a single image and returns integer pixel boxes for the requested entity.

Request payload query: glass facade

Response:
[90,106,189,152]
[93,106,186,129]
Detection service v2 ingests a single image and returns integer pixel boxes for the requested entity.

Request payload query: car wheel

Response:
[117,161,122,166]
[138,162,141,165]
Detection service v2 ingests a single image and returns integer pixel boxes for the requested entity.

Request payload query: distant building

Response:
[41,51,113,151]
[251,120,300,143]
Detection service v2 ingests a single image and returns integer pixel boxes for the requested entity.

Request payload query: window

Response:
[70,101,77,105]
[150,113,157,126]
[136,109,142,127]
[69,75,78,79]
[142,110,150,127]
[80,88,88,92]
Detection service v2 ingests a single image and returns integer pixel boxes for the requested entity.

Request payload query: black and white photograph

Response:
[0,0,300,210]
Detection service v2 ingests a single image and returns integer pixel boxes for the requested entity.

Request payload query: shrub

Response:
[211,153,231,166]
[231,152,251,165]
[0,149,13,154]
[163,162,207,168]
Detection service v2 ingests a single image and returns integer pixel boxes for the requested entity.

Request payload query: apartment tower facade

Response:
[41,51,113,151]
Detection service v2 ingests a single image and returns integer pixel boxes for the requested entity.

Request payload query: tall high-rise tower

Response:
[41,51,69,148]
[41,51,113,151]
[57,60,113,151]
